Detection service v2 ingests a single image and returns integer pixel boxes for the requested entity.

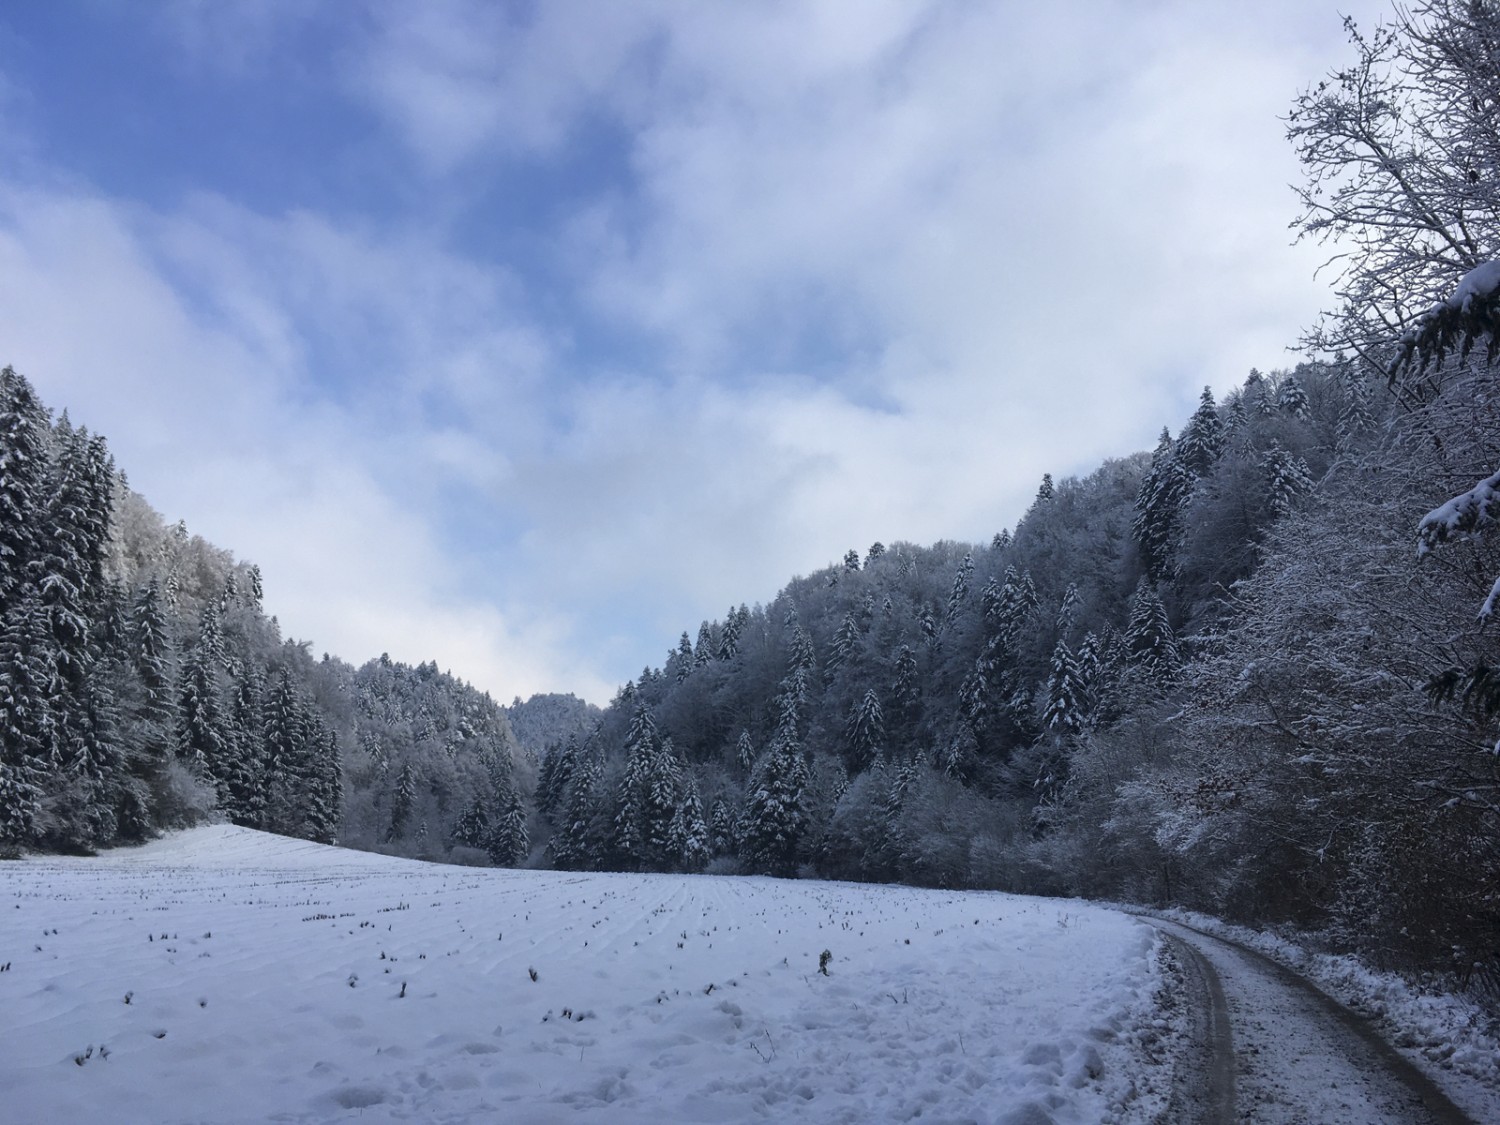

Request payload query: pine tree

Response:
[1126,581,1180,686]
[694,622,714,668]
[735,729,757,774]
[388,761,417,843]
[260,669,305,834]
[1263,442,1315,516]
[1336,368,1375,449]
[178,628,228,787]
[1034,473,1055,505]
[670,775,711,872]
[1244,369,1275,415]
[614,706,679,869]
[220,669,265,827]
[0,592,53,844]
[535,735,577,819]
[1277,373,1311,419]
[673,632,694,682]
[0,368,48,614]
[843,548,861,571]
[738,722,809,877]
[552,752,601,870]
[889,644,921,727]
[717,606,744,661]
[1056,583,1082,636]
[866,541,886,562]
[946,551,974,628]
[709,795,735,856]
[485,756,529,867]
[843,688,884,773]
[826,612,861,680]
[1177,387,1224,477]
[302,718,341,844]
[1042,640,1085,733]
[452,799,489,850]
[1132,428,1191,581]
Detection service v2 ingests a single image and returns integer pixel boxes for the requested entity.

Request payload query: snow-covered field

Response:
[1,827,1169,1124]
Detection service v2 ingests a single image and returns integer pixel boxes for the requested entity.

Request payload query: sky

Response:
[0,0,1390,706]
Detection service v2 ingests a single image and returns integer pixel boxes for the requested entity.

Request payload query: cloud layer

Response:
[0,1,1389,702]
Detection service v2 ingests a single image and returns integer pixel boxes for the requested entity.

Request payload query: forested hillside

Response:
[3,0,1498,990]
[0,364,557,866]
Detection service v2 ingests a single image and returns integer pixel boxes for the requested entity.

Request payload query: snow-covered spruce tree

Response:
[842,688,884,774]
[1263,442,1315,517]
[614,705,681,870]
[669,775,711,872]
[738,720,809,877]
[1276,373,1311,420]
[550,751,603,870]
[0,367,48,614]
[483,751,528,866]
[387,761,416,844]
[1131,429,1191,582]
[0,590,52,844]
[535,734,577,821]
[1042,640,1085,734]
[219,669,265,827]
[177,610,228,788]
[1176,387,1224,477]
[825,611,861,682]
[260,668,306,836]
[1125,581,1179,688]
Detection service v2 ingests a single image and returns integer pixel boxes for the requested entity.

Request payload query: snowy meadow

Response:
[1,827,1169,1124]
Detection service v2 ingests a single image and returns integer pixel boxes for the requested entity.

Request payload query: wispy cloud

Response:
[0,1,1390,702]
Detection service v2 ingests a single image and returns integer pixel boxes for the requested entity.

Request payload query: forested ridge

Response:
[4,0,1500,990]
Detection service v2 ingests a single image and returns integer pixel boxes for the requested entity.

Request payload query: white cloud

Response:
[0,0,1398,703]
[0,181,613,703]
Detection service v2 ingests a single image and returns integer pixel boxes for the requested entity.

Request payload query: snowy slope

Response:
[1,827,1168,1124]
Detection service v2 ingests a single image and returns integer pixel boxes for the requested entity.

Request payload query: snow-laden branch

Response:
[1417,465,1500,556]
[1388,259,1500,381]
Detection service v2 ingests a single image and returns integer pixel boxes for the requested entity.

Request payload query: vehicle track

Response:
[1141,917,1477,1125]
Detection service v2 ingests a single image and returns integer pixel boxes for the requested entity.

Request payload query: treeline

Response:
[530,352,1497,976]
[0,365,566,864]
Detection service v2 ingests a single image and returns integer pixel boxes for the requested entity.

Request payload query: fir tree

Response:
[889,644,921,727]
[945,552,974,627]
[0,368,48,614]
[1263,442,1314,516]
[0,592,53,843]
[1042,640,1085,733]
[826,612,861,681]
[1277,373,1311,419]
[709,795,735,856]
[388,761,416,843]
[1132,428,1191,582]
[735,729,756,774]
[1125,582,1180,687]
[670,775,711,872]
[843,688,884,773]
[738,723,809,877]
[1177,386,1224,477]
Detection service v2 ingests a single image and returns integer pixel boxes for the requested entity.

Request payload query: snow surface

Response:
[1,827,1169,1124]
[1150,908,1500,1122]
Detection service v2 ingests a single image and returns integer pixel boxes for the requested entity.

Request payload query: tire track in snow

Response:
[1142,917,1477,1124]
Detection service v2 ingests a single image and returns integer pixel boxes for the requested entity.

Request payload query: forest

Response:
[2,0,1498,990]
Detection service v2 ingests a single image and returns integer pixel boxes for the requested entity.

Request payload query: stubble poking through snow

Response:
[1,827,1165,1123]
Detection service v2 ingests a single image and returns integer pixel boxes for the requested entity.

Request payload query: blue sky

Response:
[0,0,1387,704]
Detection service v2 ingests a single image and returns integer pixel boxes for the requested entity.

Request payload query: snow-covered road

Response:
[1144,917,1483,1125]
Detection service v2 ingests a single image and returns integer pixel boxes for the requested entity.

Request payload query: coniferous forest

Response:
[3,1,1500,993]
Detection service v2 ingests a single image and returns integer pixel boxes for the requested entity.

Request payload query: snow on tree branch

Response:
[1388,260,1500,381]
